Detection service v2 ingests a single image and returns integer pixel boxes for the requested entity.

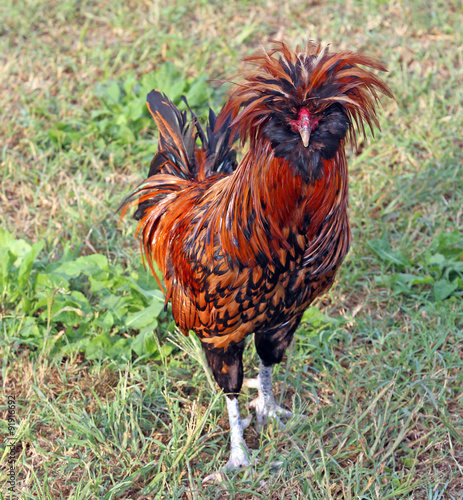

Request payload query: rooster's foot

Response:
[247,394,292,430]
[244,362,294,431]
[203,446,254,483]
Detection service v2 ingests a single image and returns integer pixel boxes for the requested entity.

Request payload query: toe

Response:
[273,405,293,419]
[202,471,225,484]
[202,456,251,484]
[241,414,253,430]
[243,378,260,389]
[246,397,260,409]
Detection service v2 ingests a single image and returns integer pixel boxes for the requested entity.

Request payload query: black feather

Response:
[132,90,238,221]
[262,103,350,182]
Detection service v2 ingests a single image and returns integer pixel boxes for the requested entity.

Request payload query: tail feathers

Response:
[121,89,238,221]
[180,94,238,176]
[146,90,196,179]
[145,89,238,180]
[203,107,238,175]
[118,174,190,222]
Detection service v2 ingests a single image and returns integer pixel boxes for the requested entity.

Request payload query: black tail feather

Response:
[130,89,238,221]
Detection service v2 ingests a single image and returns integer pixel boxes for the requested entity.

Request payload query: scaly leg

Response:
[224,396,253,468]
[203,396,253,483]
[244,361,293,430]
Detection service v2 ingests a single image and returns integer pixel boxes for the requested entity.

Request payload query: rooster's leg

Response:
[246,320,302,430]
[225,396,252,467]
[244,361,292,430]
[203,396,252,483]
[203,341,253,482]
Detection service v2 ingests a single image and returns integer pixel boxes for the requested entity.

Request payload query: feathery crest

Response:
[220,40,392,150]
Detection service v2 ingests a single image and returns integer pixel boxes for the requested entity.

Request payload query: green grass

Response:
[1,0,463,498]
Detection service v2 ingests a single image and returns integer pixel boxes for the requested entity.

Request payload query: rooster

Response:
[121,41,392,479]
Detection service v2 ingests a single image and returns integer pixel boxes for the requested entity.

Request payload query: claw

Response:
[203,471,224,483]
[247,399,293,418]
[202,465,256,483]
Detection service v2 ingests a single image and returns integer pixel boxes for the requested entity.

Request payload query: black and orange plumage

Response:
[121,41,392,478]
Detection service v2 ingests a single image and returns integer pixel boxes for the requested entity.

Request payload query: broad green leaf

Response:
[0,227,31,262]
[127,100,144,121]
[126,302,164,330]
[103,81,121,102]
[434,230,462,253]
[36,272,70,290]
[90,109,110,120]
[114,113,128,126]
[100,294,130,320]
[94,311,115,331]
[434,279,459,301]
[184,76,210,107]
[50,291,92,326]
[129,279,165,302]
[141,63,185,101]
[18,317,41,339]
[400,273,434,286]
[0,248,15,286]
[108,337,132,361]
[132,327,159,356]
[427,253,447,268]
[301,307,339,327]
[159,344,173,358]
[18,240,44,288]
[53,254,109,279]
[368,239,409,268]
[85,333,113,360]
[115,124,136,143]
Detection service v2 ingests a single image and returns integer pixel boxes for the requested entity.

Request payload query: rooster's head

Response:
[223,41,393,181]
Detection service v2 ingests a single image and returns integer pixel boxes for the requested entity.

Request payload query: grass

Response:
[1,0,463,498]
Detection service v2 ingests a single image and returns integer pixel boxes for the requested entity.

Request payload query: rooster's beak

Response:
[299,126,310,148]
